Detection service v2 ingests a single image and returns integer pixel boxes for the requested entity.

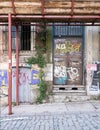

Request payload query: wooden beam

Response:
[0,1,100,15]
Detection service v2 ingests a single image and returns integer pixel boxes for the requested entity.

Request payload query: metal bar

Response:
[13,23,100,26]
[82,26,85,85]
[0,15,100,19]
[41,0,44,16]
[71,0,74,16]
[11,0,16,15]
[0,22,100,26]
[52,23,55,88]
[14,15,100,19]
[16,25,19,106]
[8,13,12,115]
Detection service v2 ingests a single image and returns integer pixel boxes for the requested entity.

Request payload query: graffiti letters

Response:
[67,67,79,80]
[0,70,8,87]
[54,66,67,78]
[31,70,40,85]
[56,44,66,50]
[55,41,81,54]
[54,66,79,80]
[12,69,30,86]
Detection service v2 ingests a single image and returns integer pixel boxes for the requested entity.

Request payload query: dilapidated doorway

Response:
[53,25,84,85]
[12,67,31,103]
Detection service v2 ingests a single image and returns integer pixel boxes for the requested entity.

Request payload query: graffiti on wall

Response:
[0,70,8,87]
[54,66,79,80]
[31,70,40,85]
[0,68,40,87]
[55,40,81,54]
[54,38,82,85]
[12,68,31,102]
[12,69,31,85]
[89,62,100,91]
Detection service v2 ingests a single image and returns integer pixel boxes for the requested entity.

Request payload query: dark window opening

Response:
[11,25,31,51]
[21,25,31,51]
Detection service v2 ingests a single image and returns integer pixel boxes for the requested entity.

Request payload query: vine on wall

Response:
[26,24,52,103]
[26,45,47,103]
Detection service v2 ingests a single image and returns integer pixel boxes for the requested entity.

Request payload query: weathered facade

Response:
[0,0,100,108]
[0,25,100,104]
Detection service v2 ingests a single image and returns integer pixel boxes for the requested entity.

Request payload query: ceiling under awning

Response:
[0,0,100,24]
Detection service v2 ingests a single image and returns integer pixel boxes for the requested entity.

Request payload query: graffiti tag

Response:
[31,70,40,85]
[12,69,30,86]
[55,41,81,54]
[0,70,8,87]
[54,66,79,80]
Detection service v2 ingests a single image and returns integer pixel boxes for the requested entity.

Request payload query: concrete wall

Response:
[85,26,100,96]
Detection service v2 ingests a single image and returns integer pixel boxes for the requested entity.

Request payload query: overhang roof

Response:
[0,0,100,23]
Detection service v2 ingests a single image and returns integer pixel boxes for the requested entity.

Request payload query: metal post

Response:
[8,13,12,115]
[41,0,44,16]
[16,25,19,105]
[71,0,74,16]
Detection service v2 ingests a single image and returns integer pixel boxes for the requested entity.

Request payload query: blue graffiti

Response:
[0,70,8,87]
[31,70,40,85]
[54,77,67,85]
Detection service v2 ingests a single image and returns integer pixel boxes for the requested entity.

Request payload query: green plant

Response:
[26,45,47,103]
[36,69,47,103]
[26,45,46,68]
[12,102,16,106]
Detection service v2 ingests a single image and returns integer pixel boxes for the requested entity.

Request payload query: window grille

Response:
[7,25,31,51]
[54,24,82,37]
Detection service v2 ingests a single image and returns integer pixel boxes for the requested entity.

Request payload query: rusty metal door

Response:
[53,37,82,85]
[12,67,31,103]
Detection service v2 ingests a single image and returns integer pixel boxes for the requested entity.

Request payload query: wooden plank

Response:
[15,2,41,7]
[0,1,100,8]
[44,8,100,15]
[16,7,41,14]
[45,1,100,8]
[0,2,12,7]
[0,1,100,15]
[75,2,100,8]
[45,2,71,8]
[0,8,13,14]
[0,2,41,8]
[45,8,71,14]
[0,7,41,14]
[15,0,40,1]
[74,9,100,14]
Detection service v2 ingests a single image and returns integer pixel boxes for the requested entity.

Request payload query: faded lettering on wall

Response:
[0,70,8,87]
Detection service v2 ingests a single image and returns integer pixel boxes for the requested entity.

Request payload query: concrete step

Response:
[49,94,90,103]
[53,85,85,91]
[51,85,88,102]
[53,89,86,95]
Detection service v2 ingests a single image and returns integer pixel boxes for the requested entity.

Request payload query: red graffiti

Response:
[12,70,29,86]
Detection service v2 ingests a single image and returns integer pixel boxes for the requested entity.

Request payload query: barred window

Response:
[10,25,31,51]
[20,25,31,50]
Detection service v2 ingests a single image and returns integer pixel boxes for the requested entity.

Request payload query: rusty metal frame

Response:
[11,0,16,15]
[71,0,74,16]
[0,22,100,26]
[0,14,100,19]
[41,0,45,16]
[8,13,12,115]
[16,25,19,106]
